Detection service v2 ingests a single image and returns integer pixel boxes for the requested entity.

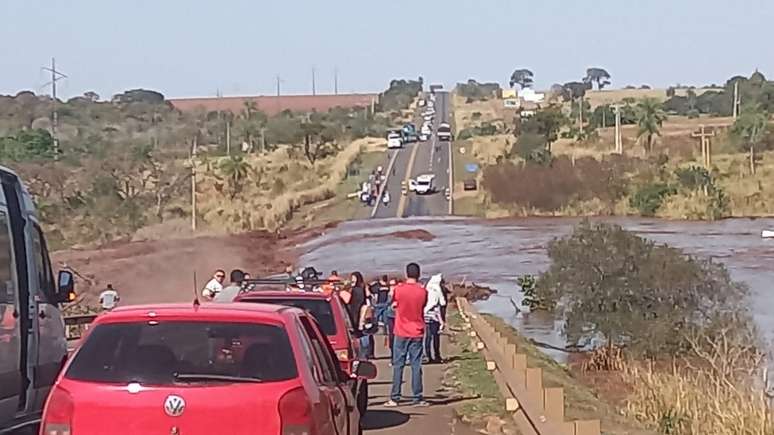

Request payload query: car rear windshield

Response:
[244,299,337,336]
[65,321,297,384]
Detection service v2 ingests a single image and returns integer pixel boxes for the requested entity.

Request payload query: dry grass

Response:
[584,88,721,108]
[194,137,381,232]
[625,329,769,435]
[452,93,510,133]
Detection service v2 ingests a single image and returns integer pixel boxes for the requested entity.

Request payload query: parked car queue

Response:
[38,284,378,435]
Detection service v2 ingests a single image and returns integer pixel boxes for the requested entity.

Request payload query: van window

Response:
[0,211,14,304]
[65,321,298,384]
[31,224,55,304]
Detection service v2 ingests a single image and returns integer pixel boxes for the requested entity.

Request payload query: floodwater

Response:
[299,216,774,361]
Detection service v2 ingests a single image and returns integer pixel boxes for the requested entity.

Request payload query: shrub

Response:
[629,183,675,216]
[471,112,482,120]
[532,221,755,357]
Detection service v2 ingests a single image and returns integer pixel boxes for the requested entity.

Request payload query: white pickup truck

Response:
[410,174,435,195]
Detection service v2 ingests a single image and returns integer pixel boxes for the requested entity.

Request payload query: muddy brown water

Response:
[299,216,774,362]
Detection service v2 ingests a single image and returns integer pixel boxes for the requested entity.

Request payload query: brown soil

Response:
[451,282,497,301]
[52,225,334,307]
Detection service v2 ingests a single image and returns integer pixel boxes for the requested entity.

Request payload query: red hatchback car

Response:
[40,303,376,435]
[235,291,369,416]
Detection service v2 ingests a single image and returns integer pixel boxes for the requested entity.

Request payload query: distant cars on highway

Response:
[437,122,452,142]
[41,303,376,435]
[410,174,436,195]
[387,131,402,149]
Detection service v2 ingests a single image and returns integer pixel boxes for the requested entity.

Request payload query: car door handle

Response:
[12,309,19,319]
[39,311,46,319]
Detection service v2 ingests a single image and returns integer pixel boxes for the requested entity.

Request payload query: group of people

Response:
[360,166,390,206]
[343,263,449,407]
[200,262,449,406]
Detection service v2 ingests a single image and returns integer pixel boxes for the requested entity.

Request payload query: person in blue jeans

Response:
[385,263,429,407]
[372,275,391,330]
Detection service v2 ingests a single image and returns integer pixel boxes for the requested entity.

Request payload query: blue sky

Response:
[2,0,772,99]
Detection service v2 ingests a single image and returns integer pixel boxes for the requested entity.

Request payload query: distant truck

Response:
[429,84,443,94]
[401,123,418,143]
[437,122,452,142]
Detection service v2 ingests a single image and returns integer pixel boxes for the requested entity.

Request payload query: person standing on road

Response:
[423,274,446,363]
[384,278,398,364]
[372,275,391,329]
[213,269,245,302]
[385,263,428,407]
[347,272,373,359]
[202,269,226,300]
[99,284,120,311]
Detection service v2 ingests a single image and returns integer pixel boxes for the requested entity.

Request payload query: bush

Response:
[455,79,501,101]
[482,156,630,211]
[629,183,675,216]
[471,112,482,120]
[532,221,754,357]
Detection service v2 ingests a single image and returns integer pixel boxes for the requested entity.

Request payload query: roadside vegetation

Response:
[445,308,517,434]
[516,221,764,434]
[0,80,420,249]
[451,70,774,220]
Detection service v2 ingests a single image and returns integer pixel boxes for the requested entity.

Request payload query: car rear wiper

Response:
[173,373,262,383]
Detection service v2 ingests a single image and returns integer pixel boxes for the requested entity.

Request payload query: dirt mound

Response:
[386,230,435,242]
[52,226,328,308]
[451,282,497,302]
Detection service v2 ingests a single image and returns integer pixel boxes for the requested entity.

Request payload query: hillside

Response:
[0,80,422,250]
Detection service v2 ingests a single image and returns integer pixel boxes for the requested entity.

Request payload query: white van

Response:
[0,166,75,433]
[387,132,403,149]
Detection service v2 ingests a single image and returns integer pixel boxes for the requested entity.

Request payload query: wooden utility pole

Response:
[733,81,740,119]
[334,67,339,95]
[312,67,316,96]
[226,120,231,155]
[191,136,198,232]
[692,125,716,168]
[276,75,282,97]
[612,104,623,154]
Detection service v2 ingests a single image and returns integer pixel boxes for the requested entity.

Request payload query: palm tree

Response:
[731,104,769,175]
[635,98,667,153]
[219,155,252,199]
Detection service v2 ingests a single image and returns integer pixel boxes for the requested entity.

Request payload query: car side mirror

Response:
[57,270,76,303]
[352,360,377,380]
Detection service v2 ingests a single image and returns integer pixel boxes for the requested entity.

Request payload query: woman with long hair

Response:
[347,271,375,359]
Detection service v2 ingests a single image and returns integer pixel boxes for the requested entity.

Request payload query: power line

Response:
[41,57,67,159]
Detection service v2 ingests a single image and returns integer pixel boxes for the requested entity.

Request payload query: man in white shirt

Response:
[99,284,120,311]
[202,269,226,300]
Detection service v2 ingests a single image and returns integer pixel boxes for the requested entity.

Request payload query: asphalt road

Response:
[373,92,452,218]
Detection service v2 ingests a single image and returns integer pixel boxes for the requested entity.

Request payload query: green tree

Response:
[731,104,769,175]
[530,106,567,151]
[584,67,612,90]
[509,69,534,89]
[219,155,252,199]
[635,98,667,153]
[532,221,753,357]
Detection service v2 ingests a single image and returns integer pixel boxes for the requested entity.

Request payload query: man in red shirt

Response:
[385,262,428,407]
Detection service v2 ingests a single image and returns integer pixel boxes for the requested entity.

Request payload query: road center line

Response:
[396,142,420,218]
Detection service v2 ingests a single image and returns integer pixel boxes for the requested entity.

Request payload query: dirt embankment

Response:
[52,225,334,307]
[451,282,496,301]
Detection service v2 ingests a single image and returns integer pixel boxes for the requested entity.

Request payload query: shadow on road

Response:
[361,410,413,430]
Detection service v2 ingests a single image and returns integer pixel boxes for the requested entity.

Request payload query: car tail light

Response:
[41,386,74,435]
[279,387,313,435]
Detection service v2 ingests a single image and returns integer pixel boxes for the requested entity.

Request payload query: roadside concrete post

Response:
[525,368,544,409]
[544,387,565,422]
[574,420,601,435]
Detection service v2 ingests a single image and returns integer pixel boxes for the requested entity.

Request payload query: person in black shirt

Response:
[372,275,391,331]
[347,271,374,359]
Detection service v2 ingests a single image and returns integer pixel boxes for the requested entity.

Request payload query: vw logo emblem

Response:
[164,395,186,417]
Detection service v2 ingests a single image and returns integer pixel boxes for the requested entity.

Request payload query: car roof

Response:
[95,303,299,324]
[417,174,435,181]
[237,291,331,301]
